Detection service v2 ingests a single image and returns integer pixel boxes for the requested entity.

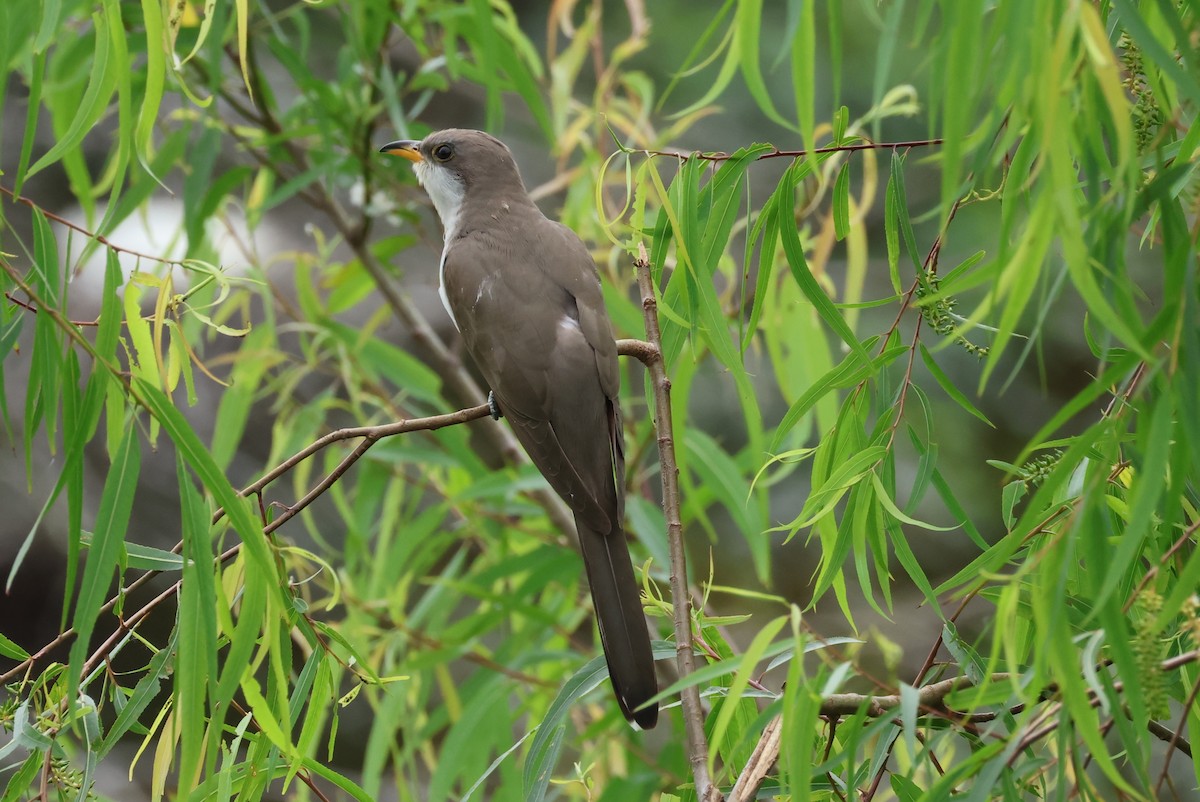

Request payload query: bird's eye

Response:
[432,143,453,161]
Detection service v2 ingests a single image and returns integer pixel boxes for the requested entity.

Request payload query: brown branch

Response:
[1153,686,1197,791]
[821,675,986,717]
[1008,649,1200,762]
[731,676,994,802]
[911,594,976,686]
[217,404,490,527]
[295,771,334,802]
[37,746,51,801]
[78,582,182,680]
[1124,515,1200,613]
[823,718,846,802]
[0,184,183,266]
[216,338,656,526]
[632,243,717,802]
[629,138,944,163]
[0,408,469,685]
[727,714,782,802]
[615,337,658,366]
[3,291,99,327]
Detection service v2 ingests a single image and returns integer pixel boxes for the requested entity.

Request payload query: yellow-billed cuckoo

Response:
[379,129,658,729]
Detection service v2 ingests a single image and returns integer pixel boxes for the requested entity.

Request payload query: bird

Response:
[379,129,658,729]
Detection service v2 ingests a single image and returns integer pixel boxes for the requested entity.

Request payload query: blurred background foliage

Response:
[1,0,1199,800]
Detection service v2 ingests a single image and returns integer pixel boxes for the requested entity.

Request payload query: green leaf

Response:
[684,429,768,581]
[123,281,162,394]
[667,19,740,122]
[775,160,872,366]
[240,675,296,757]
[789,0,816,145]
[790,446,887,530]
[883,165,902,294]
[832,161,850,241]
[871,0,906,140]
[297,757,374,802]
[26,10,119,180]
[655,640,793,701]
[869,473,956,532]
[97,636,176,756]
[176,450,219,791]
[0,631,30,661]
[1092,394,1172,616]
[466,0,551,139]
[133,380,279,600]
[888,150,922,272]
[919,345,993,427]
[10,50,44,198]
[1111,0,1200,107]
[67,420,141,701]
[707,615,787,775]
[0,752,44,802]
[780,643,818,793]
[210,328,271,471]
[733,0,793,130]
[524,643,675,801]
[523,657,612,801]
[213,553,269,733]
[6,468,70,594]
[134,0,167,180]
[768,337,901,454]
[79,533,183,571]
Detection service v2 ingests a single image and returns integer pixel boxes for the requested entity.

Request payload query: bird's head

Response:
[380,129,527,233]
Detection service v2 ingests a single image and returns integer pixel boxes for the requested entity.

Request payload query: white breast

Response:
[414,161,467,330]
[437,249,457,330]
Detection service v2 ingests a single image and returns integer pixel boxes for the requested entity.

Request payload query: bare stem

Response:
[629,138,944,163]
[632,243,717,802]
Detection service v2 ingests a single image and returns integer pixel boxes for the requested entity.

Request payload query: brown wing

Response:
[440,215,620,532]
[440,209,656,728]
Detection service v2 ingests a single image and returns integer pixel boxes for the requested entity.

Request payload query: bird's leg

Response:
[487,390,503,420]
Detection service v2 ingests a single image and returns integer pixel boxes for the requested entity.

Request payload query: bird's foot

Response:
[487,391,503,420]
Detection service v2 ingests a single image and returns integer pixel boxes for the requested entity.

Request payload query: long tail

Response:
[576,518,658,729]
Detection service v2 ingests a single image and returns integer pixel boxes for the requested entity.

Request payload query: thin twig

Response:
[630,138,944,163]
[632,242,717,802]
[911,593,976,686]
[3,291,99,326]
[823,718,846,802]
[1007,649,1200,761]
[1153,694,1197,790]
[0,184,183,266]
[1124,516,1200,613]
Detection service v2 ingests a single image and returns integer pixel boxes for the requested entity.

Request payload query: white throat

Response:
[413,161,467,329]
[413,161,466,243]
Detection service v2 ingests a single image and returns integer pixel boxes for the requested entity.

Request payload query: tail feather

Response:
[576,517,658,729]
